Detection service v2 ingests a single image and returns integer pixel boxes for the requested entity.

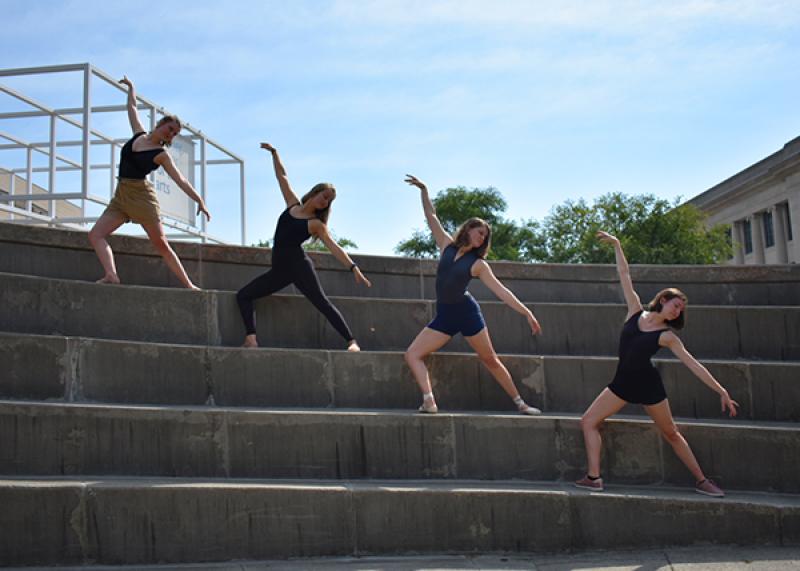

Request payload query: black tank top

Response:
[118,132,165,179]
[435,244,480,304]
[272,204,314,264]
[615,311,668,372]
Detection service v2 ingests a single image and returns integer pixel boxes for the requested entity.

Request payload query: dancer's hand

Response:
[404,174,427,191]
[119,76,134,90]
[354,267,372,288]
[197,201,211,221]
[526,311,542,335]
[720,391,739,418]
[260,142,276,153]
[596,230,619,246]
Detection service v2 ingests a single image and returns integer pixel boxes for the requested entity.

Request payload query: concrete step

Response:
[2,221,799,305]
[2,272,798,360]
[2,333,798,423]
[1,401,798,493]
[1,476,797,566]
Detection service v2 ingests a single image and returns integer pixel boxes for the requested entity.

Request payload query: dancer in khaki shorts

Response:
[88,76,211,289]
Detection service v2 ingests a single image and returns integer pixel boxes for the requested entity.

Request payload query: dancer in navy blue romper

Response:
[403,175,543,415]
[575,231,739,497]
[236,143,371,351]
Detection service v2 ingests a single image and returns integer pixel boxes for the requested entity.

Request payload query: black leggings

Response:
[236,256,354,342]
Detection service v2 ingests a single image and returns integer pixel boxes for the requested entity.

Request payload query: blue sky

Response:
[1,1,799,254]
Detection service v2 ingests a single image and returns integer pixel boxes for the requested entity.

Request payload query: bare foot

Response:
[347,341,361,352]
[96,274,120,284]
[242,335,258,348]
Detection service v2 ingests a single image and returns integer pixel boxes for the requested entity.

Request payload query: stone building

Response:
[687,136,799,264]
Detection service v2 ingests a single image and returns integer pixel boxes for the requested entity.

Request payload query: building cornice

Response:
[687,136,800,212]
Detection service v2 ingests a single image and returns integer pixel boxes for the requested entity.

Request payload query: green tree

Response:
[539,193,731,264]
[395,186,545,262]
[252,232,358,252]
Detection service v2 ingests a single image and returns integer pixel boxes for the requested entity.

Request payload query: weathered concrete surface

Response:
[7,546,800,570]
[2,221,800,304]
[1,401,798,492]
[0,478,797,566]
[2,272,799,359]
[3,333,799,422]
[12,546,800,571]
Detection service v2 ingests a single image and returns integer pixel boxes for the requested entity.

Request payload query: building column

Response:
[752,212,766,264]
[732,220,745,264]
[774,204,789,263]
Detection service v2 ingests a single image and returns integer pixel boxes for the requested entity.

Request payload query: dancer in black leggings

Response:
[237,143,371,351]
[575,231,738,497]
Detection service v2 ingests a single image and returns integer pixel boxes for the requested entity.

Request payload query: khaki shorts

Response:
[104,178,161,226]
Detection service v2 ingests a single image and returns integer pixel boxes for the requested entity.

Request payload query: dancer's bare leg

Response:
[88,211,126,284]
[141,220,198,289]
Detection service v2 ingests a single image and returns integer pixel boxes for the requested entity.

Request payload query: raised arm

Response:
[597,231,641,318]
[119,76,145,135]
[260,143,300,208]
[404,175,453,252]
[474,259,541,335]
[660,331,739,417]
[155,153,211,221]
[309,220,371,288]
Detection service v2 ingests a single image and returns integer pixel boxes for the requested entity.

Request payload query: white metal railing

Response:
[0,63,246,244]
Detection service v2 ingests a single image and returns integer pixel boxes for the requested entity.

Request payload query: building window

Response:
[725,226,733,259]
[786,203,794,241]
[743,219,753,254]
[763,211,775,248]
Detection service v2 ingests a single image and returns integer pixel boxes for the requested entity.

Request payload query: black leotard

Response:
[435,244,480,303]
[236,204,354,341]
[118,132,164,179]
[607,310,669,405]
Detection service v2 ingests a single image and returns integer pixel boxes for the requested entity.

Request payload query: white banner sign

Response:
[152,133,195,225]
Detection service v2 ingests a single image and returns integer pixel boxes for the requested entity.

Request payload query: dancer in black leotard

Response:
[575,231,739,497]
[403,175,542,415]
[88,76,211,289]
[237,143,371,351]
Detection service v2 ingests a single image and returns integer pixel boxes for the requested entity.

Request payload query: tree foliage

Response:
[395,186,546,262]
[539,193,731,264]
[396,187,731,264]
[253,231,358,252]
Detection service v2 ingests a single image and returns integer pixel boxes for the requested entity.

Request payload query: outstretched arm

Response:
[155,153,211,221]
[260,143,301,208]
[310,220,372,288]
[661,331,739,417]
[474,260,541,335]
[404,175,453,252]
[597,231,642,319]
[119,76,145,135]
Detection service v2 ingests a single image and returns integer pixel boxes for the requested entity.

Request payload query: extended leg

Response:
[88,211,126,283]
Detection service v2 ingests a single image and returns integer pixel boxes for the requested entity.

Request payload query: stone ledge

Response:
[0,477,796,566]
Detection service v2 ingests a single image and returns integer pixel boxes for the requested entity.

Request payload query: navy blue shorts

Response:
[427,296,486,338]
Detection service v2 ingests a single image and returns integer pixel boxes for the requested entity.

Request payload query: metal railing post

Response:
[80,64,92,219]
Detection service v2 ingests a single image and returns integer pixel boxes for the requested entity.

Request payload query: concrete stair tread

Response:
[4,328,798,365]
[3,221,800,306]
[3,398,790,429]
[3,268,798,309]
[4,271,798,360]
[2,475,799,506]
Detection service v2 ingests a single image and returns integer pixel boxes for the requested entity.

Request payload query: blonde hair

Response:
[301,182,336,225]
[155,115,181,147]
